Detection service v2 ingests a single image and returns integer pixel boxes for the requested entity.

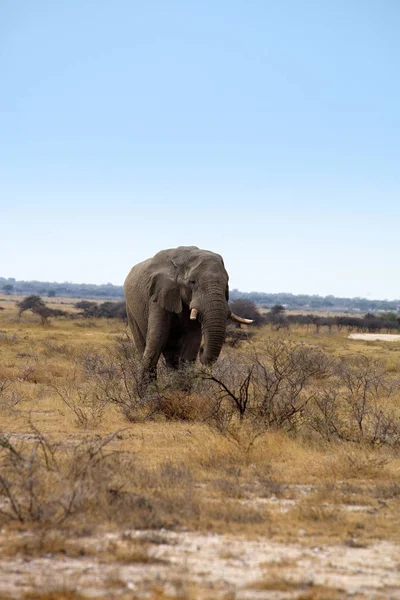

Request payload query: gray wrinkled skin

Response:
[124,246,230,378]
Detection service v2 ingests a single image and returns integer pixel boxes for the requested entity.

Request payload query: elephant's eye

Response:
[189,280,196,285]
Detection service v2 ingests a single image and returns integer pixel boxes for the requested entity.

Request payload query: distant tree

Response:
[74,301,96,310]
[270,304,285,316]
[98,301,127,320]
[74,300,127,320]
[364,313,375,320]
[17,295,67,325]
[362,313,381,333]
[266,304,287,330]
[377,312,398,322]
[74,300,99,318]
[18,295,47,317]
[229,299,264,326]
[2,284,14,295]
[47,290,56,297]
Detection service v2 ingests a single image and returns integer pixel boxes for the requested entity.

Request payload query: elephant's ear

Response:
[149,272,182,313]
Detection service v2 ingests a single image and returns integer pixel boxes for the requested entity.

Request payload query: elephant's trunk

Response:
[199,293,228,365]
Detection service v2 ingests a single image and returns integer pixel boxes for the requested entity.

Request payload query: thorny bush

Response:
[0,427,201,529]
[202,340,330,431]
[67,334,400,446]
[0,427,123,525]
[309,355,400,446]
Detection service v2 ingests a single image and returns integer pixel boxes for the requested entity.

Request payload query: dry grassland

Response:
[1,296,400,599]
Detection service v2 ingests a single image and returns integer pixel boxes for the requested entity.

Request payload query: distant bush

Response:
[263,311,400,334]
[98,301,127,320]
[225,326,255,347]
[2,284,14,295]
[74,300,99,317]
[74,300,127,320]
[265,304,288,330]
[17,295,68,325]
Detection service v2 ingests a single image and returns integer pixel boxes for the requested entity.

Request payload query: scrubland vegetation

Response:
[1,295,400,598]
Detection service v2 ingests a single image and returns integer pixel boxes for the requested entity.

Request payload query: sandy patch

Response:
[0,530,399,599]
[349,333,400,342]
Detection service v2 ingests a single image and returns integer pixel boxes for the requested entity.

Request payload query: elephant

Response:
[124,246,252,379]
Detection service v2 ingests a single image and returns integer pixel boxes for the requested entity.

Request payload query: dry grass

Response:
[248,579,344,599]
[22,593,86,600]
[1,297,400,596]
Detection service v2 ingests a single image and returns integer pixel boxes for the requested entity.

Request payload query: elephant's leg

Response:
[162,326,202,370]
[142,305,171,379]
[127,310,146,356]
[162,346,181,369]
[179,327,202,364]
[162,328,202,391]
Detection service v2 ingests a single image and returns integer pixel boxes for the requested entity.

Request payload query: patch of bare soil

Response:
[349,333,400,342]
[0,530,399,599]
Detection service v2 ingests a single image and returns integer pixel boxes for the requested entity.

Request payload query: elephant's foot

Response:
[137,363,157,396]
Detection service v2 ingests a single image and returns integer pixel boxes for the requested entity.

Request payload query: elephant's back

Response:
[124,257,152,287]
[124,258,152,323]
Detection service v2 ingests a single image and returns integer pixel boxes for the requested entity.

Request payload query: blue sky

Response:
[1,1,399,298]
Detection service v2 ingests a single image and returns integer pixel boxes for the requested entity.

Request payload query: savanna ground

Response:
[1,295,400,599]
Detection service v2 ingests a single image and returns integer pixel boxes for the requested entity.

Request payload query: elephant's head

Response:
[148,246,252,365]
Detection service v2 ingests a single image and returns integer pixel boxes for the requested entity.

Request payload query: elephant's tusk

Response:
[230,313,254,325]
[190,308,198,320]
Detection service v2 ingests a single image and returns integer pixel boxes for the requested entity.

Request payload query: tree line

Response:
[17,296,127,324]
[2,276,399,312]
[229,289,400,313]
[15,295,400,335]
[229,299,400,334]
[1,278,124,299]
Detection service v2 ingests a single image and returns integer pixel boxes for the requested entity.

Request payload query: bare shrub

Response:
[151,363,219,422]
[0,330,19,344]
[18,360,41,383]
[74,334,211,423]
[202,354,257,423]
[0,427,201,529]
[308,355,400,446]
[76,333,151,421]
[48,332,162,425]
[0,378,12,398]
[224,325,254,347]
[308,384,349,443]
[77,337,332,430]
[344,452,391,477]
[201,341,330,432]
[52,377,109,428]
[66,335,400,448]
[42,340,70,357]
[0,429,122,525]
[252,341,330,428]
[0,378,21,412]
